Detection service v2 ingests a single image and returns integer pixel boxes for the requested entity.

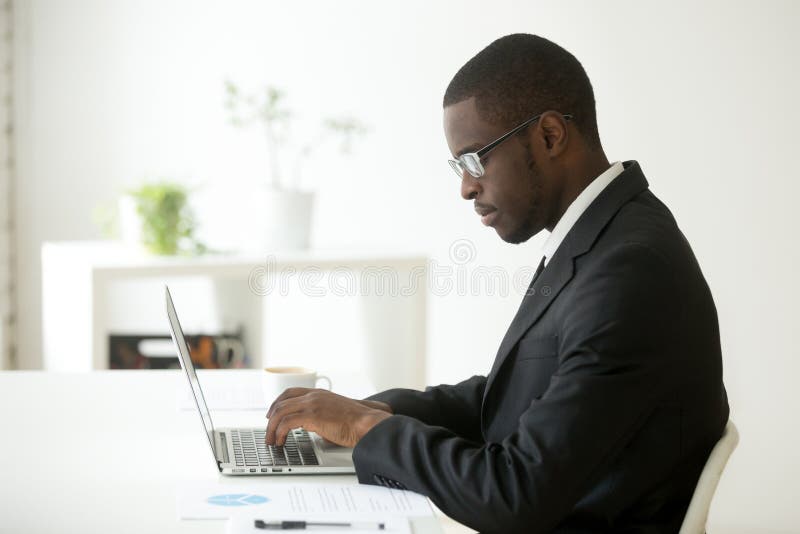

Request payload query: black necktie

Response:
[526,256,547,296]
[532,256,546,283]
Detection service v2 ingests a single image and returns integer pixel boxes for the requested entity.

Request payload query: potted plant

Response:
[119,181,205,255]
[224,80,367,252]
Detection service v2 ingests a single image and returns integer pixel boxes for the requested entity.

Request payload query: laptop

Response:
[165,286,356,475]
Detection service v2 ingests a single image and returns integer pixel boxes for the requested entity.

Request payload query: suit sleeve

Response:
[364,375,486,443]
[352,243,681,533]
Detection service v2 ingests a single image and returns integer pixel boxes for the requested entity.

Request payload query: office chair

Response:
[678,420,739,534]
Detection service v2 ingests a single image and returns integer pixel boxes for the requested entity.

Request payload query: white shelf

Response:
[43,240,427,271]
[42,240,428,391]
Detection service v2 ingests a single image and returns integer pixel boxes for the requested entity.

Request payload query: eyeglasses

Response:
[448,112,573,179]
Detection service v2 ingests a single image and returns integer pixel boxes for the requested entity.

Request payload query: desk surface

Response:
[0,371,444,534]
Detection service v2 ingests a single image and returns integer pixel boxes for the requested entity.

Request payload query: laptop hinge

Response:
[217,431,230,466]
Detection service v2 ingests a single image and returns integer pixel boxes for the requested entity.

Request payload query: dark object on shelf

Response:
[109,331,247,369]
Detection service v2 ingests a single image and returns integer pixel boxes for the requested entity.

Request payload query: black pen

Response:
[254,519,386,530]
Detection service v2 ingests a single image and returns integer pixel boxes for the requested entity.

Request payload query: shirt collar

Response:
[541,161,625,266]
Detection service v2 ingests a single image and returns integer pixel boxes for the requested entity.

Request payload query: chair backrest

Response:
[678,420,739,534]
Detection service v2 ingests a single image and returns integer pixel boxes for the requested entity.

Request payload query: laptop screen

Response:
[165,287,217,459]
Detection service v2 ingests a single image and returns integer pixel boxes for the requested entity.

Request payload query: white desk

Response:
[0,371,444,534]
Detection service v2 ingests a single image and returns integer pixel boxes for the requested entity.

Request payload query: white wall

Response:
[12,0,800,530]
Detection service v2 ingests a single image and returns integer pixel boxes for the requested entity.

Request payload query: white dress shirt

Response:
[541,161,625,267]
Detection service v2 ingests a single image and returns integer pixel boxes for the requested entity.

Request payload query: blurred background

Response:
[0,0,798,531]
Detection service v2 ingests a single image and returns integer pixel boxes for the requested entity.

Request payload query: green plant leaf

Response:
[128,181,204,255]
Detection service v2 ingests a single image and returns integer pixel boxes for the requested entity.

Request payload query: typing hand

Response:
[265,388,392,448]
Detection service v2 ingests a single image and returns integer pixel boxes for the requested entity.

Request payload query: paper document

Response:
[226,514,410,534]
[177,482,433,520]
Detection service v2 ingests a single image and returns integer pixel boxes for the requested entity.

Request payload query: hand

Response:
[357,399,394,414]
[265,388,392,448]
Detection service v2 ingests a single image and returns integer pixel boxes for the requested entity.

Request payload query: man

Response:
[266,34,729,533]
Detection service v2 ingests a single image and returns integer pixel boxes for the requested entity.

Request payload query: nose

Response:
[460,172,481,200]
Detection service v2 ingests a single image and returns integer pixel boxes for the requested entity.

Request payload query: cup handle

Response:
[315,375,332,391]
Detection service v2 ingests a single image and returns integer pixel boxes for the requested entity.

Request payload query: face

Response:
[443,97,567,244]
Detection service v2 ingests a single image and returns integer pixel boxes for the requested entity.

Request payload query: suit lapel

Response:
[482,247,575,401]
[480,160,650,424]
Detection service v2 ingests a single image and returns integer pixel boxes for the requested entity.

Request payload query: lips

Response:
[474,204,498,227]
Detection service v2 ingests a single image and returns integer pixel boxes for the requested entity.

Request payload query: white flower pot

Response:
[183,186,315,255]
[118,195,144,249]
[249,188,315,253]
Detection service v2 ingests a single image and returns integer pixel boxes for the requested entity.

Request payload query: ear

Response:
[538,111,570,156]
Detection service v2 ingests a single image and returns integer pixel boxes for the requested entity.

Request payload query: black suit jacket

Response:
[352,160,729,533]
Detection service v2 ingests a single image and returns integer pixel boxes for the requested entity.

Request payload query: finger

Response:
[267,387,312,418]
[274,413,310,446]
[267,387,308,417]
[265,398,306,444]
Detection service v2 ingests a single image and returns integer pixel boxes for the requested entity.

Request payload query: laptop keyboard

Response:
[229,428,319,467]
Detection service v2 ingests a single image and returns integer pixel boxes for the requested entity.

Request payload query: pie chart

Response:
[207,493,270,507]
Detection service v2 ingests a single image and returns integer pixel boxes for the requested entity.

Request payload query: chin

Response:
[497,228,526,245]
[500,220,538,245]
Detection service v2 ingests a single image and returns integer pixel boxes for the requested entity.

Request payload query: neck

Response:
[545,153,611,232]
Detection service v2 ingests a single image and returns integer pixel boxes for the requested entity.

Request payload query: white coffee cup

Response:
[262,366,332,405]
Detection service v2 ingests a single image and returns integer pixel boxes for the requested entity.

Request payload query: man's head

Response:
[443,34,607,244]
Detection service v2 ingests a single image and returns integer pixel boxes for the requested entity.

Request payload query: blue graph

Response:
[207,493,270,507]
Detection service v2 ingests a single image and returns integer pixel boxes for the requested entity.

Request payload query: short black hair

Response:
[443,33,602,152]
